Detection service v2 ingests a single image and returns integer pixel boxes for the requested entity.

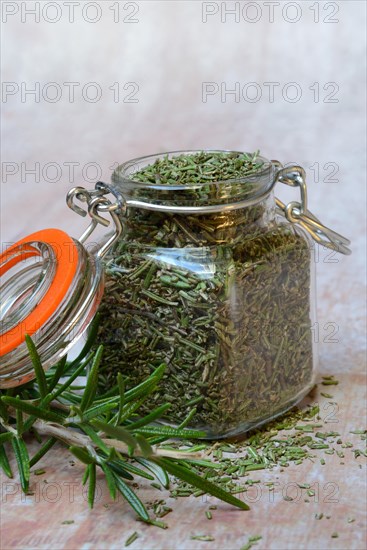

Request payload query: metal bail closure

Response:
[66,181,124,258]
[275,166,352,255]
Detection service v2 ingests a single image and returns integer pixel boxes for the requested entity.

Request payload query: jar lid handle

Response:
[66,182,124,258]
[274,165,352,255]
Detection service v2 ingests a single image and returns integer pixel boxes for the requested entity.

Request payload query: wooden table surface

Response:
[1,371,366,550]
[1,2,366,549]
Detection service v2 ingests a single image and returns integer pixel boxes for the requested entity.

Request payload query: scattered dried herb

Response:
[98,151,314,437]
[241,535,262,550]
[191,535,215,542]
[61,520,75,525]
[154,395,366,500]
[321,375,339,386]
[125,532,139,546]
[140,518,168,529]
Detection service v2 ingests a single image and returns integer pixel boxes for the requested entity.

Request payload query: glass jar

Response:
[95,152,317,438]
[0,150,351,439]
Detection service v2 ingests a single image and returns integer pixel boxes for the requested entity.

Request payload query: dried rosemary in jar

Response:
[97,151,316,438]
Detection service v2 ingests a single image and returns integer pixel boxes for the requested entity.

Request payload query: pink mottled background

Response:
[1,1,366,549]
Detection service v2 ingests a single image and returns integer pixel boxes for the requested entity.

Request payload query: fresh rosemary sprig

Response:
[0,316,249,519]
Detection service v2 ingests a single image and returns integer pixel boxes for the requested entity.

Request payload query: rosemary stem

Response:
[0,420,17,435]
[28,420,205,460]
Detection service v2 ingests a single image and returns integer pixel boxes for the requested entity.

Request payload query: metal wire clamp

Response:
[66,182,125,258]
[275,166,351,255]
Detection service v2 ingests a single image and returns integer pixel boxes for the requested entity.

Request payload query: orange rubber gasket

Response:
[0,229,79,356]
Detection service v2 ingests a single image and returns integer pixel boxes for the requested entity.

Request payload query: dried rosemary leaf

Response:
[191,535,215,542]
[125,532,139,546]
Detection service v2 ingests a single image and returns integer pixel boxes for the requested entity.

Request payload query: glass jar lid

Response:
[0,228,104,387]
